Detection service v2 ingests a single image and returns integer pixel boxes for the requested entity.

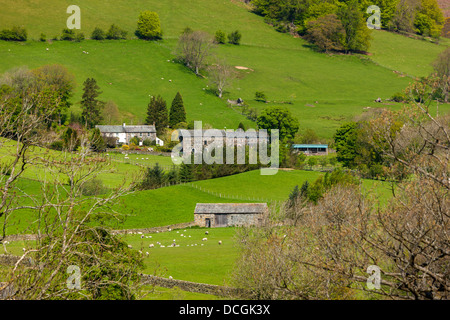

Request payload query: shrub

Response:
[122,144,130,151]
[50,140,64,151]
[39,33,46,42]
[0,26,27,41]
[80,178,109,196]
[255,91,267,102]
[91,27,105,40]
[129,136,140,146]
[228,30,242,45]
[61,28,76,41]
[135,11,162,40]
[214,30,226,44]
[106,24,127,40]
[391,92,408,102]
[74,32,85,42]
[142,138,156,147]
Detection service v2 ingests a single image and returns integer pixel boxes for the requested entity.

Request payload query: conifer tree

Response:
[145,95,168,135]
[169,92,186,128]
[81,78,104,129]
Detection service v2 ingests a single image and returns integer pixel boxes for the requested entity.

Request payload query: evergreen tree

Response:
[81,78,104,129]
[179,163,193,182]
[145,95,168,135]
[169,92,186,128]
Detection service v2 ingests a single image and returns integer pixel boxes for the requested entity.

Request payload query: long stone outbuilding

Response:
[194,203,268,228]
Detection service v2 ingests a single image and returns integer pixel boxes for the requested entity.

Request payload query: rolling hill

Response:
[0,0,448,140]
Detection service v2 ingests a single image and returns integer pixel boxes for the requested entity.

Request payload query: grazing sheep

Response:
[205,231,209,235]
[146,252,149,255]
[160,245,165,248]
[141,235,144,239]
[128,245,133,249]
[218,241,222,245]
[149,244,154,248]
[169,276,173,279]
[202,238,208,241]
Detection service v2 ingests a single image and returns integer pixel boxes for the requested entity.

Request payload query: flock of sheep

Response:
[127,229,223,256]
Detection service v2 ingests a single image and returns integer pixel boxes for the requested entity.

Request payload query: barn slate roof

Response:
[96,124,156,134]
[194,203,268,214]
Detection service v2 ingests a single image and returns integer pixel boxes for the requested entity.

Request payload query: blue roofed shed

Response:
[292,144,328,155]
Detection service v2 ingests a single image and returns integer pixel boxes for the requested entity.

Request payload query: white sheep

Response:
[205,231,209,235]
[128,245,133,249]
[149,244,154,248]
[218,241,222,245]
[202,238,208,241]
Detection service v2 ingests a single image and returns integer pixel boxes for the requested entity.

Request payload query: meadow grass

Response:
[122,227,240,286]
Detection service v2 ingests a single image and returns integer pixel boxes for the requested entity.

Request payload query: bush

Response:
[61,28,76,41]
[122,144,130,151]
[91,27,105,40]
[228,30,241,45]
[214,30,226,44]
[39,33,46,42]
[142,138,156,147]
[106,24,127,40]
[135,11,162,40]
[50,140,64,151]
[391,92,408,102]
[0,26,27,41]
[74,32,85,42]
[80,178,109,196]
[255,91,267,102]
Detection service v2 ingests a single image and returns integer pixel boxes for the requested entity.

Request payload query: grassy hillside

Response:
[0,0,448,140]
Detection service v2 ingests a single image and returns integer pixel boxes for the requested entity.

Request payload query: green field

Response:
[1,0,448,140]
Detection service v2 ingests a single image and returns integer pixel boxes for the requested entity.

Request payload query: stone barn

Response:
[194,203,268,228]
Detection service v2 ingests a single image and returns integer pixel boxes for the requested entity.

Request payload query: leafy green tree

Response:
[33,64,75,125]
[169,92,186,128]
[414,0,444,38]
[215,30,226,44]
[305,14,346,52]
[338,0,372,52]
[91,27,105,40]
[135,11,163,40]
[256,106,299,141]
[145,95,168,135]
[81,78,105,129]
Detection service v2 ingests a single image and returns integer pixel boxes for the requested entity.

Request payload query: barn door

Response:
[215,214,228,227]
[205,218,211,228]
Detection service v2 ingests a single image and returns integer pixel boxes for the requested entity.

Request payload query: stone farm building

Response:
[96,123,157,145]
[177,128,270,154]
[194,203,268,228]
